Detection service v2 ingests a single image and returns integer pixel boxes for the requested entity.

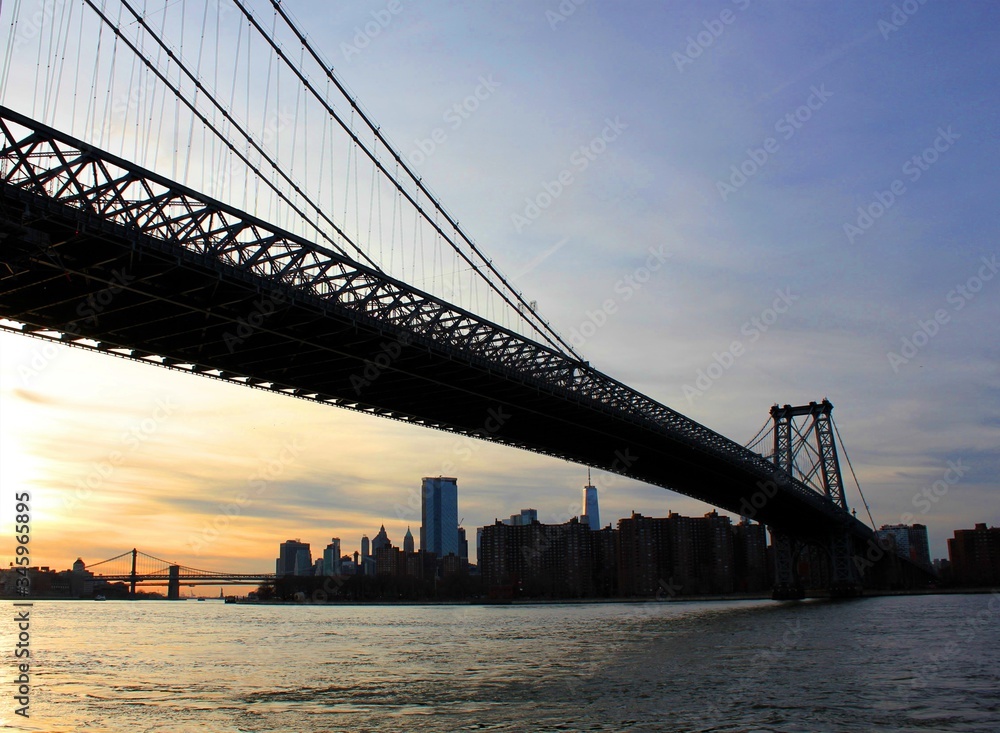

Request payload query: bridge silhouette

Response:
[0,2,929,599]
[86,549,273,599]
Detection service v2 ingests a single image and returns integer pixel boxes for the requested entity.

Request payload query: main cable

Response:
[265,0,581,359]
[80,0,382,272]
[832,416,876,530]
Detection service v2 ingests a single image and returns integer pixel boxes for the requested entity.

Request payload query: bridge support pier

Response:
[828,530,862,598]
[167,565,180,600]
[771,532,804,600]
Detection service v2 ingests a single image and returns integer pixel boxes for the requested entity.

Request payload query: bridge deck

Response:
[0,106,868,542]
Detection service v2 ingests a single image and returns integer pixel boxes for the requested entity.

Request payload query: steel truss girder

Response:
[0,105,849,524]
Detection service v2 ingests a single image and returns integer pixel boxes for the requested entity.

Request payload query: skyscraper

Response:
[581,480,600,530]
[361,534,373,576]
[421,476,459,557]
[480,516,596,598]
[403,527,415,554]
[948,523,1000,586]
[322,538,341,576]
[294,547,313,576]
[372,525,391,553]
[276,539,312,576]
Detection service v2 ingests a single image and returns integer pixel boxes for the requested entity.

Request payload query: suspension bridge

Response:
[84,549,273,599]
[0,1,930,598]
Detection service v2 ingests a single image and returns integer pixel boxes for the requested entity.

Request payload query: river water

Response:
[3,594,998,732]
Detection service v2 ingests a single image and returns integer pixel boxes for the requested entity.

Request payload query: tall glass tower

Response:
[582,482,600,530]
[421,476,459,557]
[276,539,312,576]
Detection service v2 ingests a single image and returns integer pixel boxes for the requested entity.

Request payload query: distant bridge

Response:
[86,549,272,599]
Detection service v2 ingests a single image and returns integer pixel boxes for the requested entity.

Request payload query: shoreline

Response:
[8,587,997,604]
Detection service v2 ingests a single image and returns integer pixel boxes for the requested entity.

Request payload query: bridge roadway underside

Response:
[0,184,854,540]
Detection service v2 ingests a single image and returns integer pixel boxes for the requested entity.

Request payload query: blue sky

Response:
[1,0,997,570]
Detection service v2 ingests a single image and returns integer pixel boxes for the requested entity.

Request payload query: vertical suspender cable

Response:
[266,0,582,361]
[79,0,380,271]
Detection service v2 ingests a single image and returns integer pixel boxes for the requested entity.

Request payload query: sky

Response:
[1,0,998,577]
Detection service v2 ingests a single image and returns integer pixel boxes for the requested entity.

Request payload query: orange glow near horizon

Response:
[3,331,718,579]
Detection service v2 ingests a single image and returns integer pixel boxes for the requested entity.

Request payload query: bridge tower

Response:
[167,566,180,600]
[768,400,861,599]
[129,548,138,598]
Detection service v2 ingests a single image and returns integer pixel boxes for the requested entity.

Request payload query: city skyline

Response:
[27,482,997,580]
[19,509,998,591]
[2,1,998,577]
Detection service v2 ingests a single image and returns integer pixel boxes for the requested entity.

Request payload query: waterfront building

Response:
[70,558,95,597]
[876,524,932,569]
[948,523,1000,586]
[421,476,459,558]
[909,524,932,569]
[617,511,736,597]
[616,513,671,597]
[479,516,597,598]
[590,526,619,596]
[732,520,770,592]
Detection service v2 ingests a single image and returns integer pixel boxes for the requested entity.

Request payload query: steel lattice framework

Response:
[769,400,848,510]
[0,105,867,539]
[761,400,859,595]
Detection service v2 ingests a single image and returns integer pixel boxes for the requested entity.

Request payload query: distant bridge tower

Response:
[129,548,138,598]
[767,400,860,599]
[168,566,180,600]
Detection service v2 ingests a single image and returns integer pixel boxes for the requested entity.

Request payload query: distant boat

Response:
[94,595,106,601]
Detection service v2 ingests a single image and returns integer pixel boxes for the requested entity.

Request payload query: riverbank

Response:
[9,587,996,603]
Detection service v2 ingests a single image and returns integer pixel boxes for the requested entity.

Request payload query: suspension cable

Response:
[264,0,582,359]
[58,0,578,357]
[744,417,772,450]
[832,416,877,529]
[80,0,382,272]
